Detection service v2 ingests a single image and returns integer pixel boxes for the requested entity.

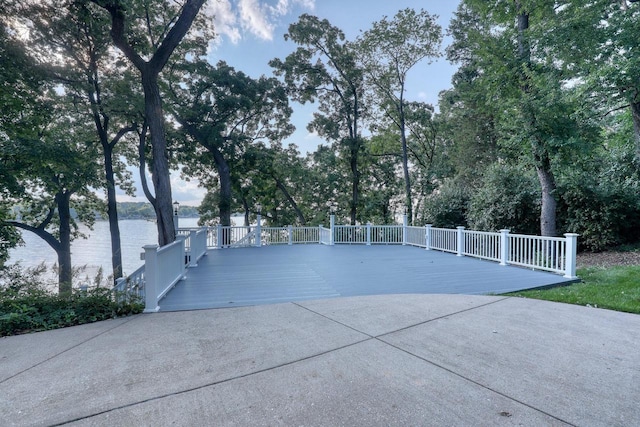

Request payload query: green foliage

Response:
[467,164,540,234]
[420,179,470,228]
[271,14,366,224]
[509,265,640,315]
[0,264,143,336]
[168,59,294,227]
[557,165,640,252]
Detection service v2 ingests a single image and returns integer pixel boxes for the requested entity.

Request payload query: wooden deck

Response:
[158,245,577,311]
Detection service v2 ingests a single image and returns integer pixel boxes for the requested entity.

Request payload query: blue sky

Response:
[135,0,461,205]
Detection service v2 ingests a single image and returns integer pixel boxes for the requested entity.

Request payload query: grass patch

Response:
[508,265,640,315]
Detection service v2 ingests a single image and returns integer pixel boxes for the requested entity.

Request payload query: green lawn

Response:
[508,265,640,315]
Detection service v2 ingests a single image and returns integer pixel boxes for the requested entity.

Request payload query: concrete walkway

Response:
[1,294,638,426]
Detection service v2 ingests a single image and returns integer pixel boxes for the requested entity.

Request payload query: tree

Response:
[2,95,103,294]
[11,1,141,281]
[441,3,502,184]
[0,22,39,265]
[241,142,308,226]
[301,145,349,225]
[358,8,442,224]
[360,135,404,224]
[167,60,294,231]
[271,14,366,225]
[552,0,640,169]
[450,1,595,236]
[90,0,209,246]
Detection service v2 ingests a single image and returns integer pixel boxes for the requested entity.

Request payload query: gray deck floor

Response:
[158,245,577,312]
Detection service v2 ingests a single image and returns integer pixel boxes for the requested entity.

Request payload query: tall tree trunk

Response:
[87,64,131,281]
[208,145,232,246]
[631,101,640,171]
[273,176,306,225]
[103,143,123,280]
[142,73,175,246]
[517,4,557,236]
[56,192,73,295]
[400,114,412,225]
[242,197,250,226]
[349,140,360,225]
[534,151,558,237]
[95,0,206,246]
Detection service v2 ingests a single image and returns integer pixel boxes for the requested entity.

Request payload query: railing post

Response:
[456,226,465,257]
[177,235,187,279]
[330,214,335,246]
[564,233,579,279]
[500,229,510,266]
[255,213,262,247]
[216,224,222,249]
[319,225,323,244]
[143,244,159,313]
[425,224,432,250]
[200,227,208,257]
[366,223,371,246]
[189,230,197,267]
[402,214,408,246]
[288,225,293,245]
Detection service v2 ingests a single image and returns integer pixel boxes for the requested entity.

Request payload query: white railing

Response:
[179,222,580,278]
[130,218,578,312]
[187,228,208,266]
[332,224,404,245]
[430,227,458,254]
[201,225,259,248]
[260,226,320,245]
[206,227,217,248]
[509,233,570,275]
[142,236,188,312]
[334,225,366,244]
[261,226,289,244]
[463,230,502,263]
[405,226,428,248]
[370,225,403,244]
[183,221,577,278]
[319,226,331,245]
[113,264,146,302]
[291,226,320,244]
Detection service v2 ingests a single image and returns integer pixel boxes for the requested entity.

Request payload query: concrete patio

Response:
[1,294,638,426]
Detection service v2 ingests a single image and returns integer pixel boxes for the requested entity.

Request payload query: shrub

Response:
[419,179,470,228]
[557,170,640,252]
[0,264,143,336]
[467,163,540,234]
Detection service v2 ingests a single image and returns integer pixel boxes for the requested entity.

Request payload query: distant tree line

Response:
[110,202,199,220]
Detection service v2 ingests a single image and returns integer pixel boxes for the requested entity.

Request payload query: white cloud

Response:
[207,0,242,45]
[271,0,290,16]
[171,170,207,206]
[239,0,275,41]
[205,0,315,45]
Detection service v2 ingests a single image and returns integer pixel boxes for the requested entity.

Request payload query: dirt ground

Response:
[577,251,640,268]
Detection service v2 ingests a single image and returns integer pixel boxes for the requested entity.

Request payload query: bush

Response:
[419,179,470,228]
[557,170,640,252]
[0,264,143,336]
[467,163,540,234]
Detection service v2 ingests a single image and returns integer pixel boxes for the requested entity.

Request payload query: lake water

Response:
[7,217,201,280]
